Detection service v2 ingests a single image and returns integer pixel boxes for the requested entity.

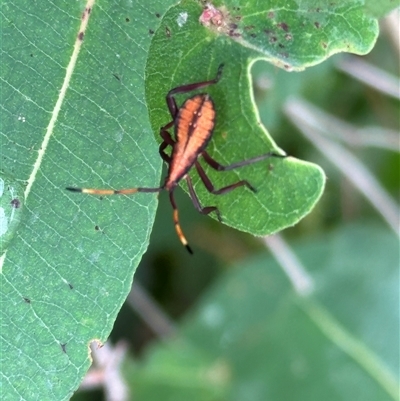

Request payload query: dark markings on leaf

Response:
[149,29,154,35]
[314,22,321,28]
[322,42,327,48]
[277,22,289,32]
[278,43,285,48]
[113,73,121,81]
[229,30,241,38]
[78,32,84,41]
[10,198,21,208]
[60,343,67,353]
[95,225,100,231]
[23,297,31,304]
[82,7,92,20]
[155,13,161,18]
[165,26,171,37]
[126,17,130,22]
[68,283,73,290]
[250,33,257,38]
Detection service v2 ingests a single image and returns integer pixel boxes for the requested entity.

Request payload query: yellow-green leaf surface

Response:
[1,0,382,400]
[145,0,378,235]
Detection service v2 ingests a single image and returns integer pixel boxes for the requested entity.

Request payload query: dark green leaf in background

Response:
[365,0,400,18]
[128,223,399,401]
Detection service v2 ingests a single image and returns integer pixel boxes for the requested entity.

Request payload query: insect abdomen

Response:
[165,94,216,189]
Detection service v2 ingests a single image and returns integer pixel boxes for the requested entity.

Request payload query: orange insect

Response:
[67,64,285,253]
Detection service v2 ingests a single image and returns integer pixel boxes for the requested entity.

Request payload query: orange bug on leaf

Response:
[67,64,286,253]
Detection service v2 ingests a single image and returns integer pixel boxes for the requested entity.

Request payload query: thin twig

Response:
[263,234,314,296]
[296,104,399,151]
[127,281,178,340]
[382,8,400,59]
[284,97,399,237]
[80,341,129,401]
[335,56,400,100]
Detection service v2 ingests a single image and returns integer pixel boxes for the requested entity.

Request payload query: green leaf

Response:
[200,0,379,70]
[0,1,173,399]
[130,223,399,400]
[127,341,230,401]
[146,0,378,236]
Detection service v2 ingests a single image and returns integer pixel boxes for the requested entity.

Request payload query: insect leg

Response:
[185,175,222,222]
[160,126,175,144]
[165,63,224,118]
[159,128,175,163]
[201,150,286,171]
[168,189,193,254]
[195,161,256,194]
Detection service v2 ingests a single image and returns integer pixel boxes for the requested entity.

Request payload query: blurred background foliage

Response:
[73,9,399,401]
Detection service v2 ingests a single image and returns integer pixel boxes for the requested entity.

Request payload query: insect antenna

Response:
[66,187,161,195]
[66,185,194,253]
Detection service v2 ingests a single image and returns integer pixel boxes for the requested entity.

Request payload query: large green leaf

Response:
[128,223,399,400]
[0,1,172,400]
[0,0,382,399]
